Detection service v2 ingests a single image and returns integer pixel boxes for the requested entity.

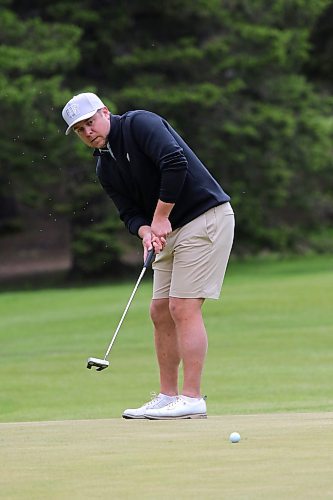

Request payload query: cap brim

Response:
[65,109,98,135]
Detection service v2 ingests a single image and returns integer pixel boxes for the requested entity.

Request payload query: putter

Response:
[87,248,155,371]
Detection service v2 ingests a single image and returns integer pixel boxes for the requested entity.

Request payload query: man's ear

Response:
[101,106,110,118]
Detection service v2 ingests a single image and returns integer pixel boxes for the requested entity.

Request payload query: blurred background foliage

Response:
[0,0,333,278]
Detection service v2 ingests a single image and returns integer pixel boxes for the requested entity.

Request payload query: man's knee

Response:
[169,297,204,324]
[150,298,170,326]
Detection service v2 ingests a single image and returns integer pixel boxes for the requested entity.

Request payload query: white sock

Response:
[181,395,201,403]
[160,393,177,400]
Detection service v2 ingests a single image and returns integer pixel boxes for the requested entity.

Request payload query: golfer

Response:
[62,92,235,419]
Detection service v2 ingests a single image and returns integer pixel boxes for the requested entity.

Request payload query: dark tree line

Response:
[1,0,333,275]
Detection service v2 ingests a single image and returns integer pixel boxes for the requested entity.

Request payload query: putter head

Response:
[87,357,109,371]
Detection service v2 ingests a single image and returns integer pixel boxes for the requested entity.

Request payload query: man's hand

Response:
[151,216,172,241]
[151,200,174,240]
[138,200,174,260]
[138,225,166,260]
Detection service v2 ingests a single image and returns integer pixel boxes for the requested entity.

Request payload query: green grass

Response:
[1,254,333,499]
[0,254,332,422]
[1,413,332,499]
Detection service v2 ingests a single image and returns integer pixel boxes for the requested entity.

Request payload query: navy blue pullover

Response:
[95,110,230,235]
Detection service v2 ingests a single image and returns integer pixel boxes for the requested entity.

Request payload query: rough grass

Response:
[1,254,332,422]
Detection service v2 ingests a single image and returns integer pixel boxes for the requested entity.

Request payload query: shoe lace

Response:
[149,392,161,404]
[164,396,181,408]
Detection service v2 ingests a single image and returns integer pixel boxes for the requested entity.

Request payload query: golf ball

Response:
[229,432,241,443]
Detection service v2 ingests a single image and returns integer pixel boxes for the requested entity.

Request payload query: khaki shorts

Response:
[152,202,235,300]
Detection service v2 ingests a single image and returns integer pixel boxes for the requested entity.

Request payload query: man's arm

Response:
[151,200,174,239]
[139,200,174,259]
[130,111,188,204]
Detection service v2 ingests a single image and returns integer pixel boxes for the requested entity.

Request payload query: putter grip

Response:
[144,248,155,268]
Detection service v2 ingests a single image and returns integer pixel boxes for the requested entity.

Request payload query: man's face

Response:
[73,107,111,148]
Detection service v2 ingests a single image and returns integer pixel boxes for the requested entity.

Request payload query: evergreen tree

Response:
[108,0,333,252]
[0,0,123,274]
[2,0,333,278]
[0,1,80,230]
[41,0,333,253]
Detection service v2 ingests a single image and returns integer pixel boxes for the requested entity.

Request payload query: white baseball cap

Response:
[62,92,106,135]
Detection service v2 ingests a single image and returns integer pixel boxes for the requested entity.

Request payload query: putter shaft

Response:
[87,249,155,370]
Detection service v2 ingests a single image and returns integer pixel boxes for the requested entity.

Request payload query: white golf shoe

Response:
[144,395,207,420]
[122,393,177,419]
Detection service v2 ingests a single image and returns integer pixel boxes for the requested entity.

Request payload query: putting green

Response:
[1,412,332,499]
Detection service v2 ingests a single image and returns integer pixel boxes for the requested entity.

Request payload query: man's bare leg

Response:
[150,298,180,396]
[169,297,207,398]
